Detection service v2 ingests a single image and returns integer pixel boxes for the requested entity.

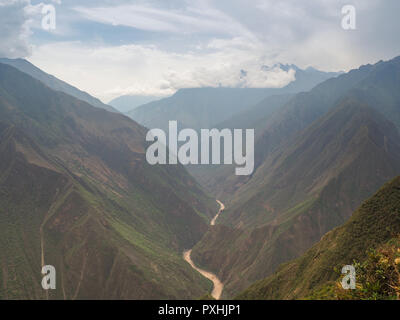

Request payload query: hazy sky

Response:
[1,0,399,102]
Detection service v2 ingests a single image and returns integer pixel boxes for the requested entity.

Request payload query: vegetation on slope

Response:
[0,62,217,299]
[192,98,400,297]
[191,56,400,298]
[236,176,400,300]
[334,236,400,300]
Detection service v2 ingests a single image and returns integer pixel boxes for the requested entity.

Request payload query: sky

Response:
[1,0,399,102]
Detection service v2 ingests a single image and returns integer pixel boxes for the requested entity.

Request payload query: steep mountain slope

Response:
[217,93,295,133]
[186,57,400,299]
[354,59,400,129]
[220,56,400,225]
[191,96,400,298]
[189,60,392,199]
[0,58,118,113]
[127,66,339,132]
[237,176,400,300]
[199,57,399,201]
[127,87,281,132]
[0,62,217,299]
[227,96,400,227]
[188,93,294,195]
[247,57,400,183]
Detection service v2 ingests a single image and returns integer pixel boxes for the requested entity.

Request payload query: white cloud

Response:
[5,0,400,102]
[74,1,257,41]
[0,0,32,58]
[0,0,59,58]
[29,40,296,102]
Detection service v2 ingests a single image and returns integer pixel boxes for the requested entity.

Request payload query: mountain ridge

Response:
[190,56,400,297]
[126,65,341,132]
[0,62,217,299]
[236,175,400,299]
[0,58,118,113]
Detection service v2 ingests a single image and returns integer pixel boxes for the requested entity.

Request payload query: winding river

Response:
[183,200,225,300]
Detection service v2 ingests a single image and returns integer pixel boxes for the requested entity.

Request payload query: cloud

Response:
[29,40,296,102]
[67,0,400,71]
[74,1,257,40]
[0,0,59,58]
[4,0,400,102]
[0,0,33,58]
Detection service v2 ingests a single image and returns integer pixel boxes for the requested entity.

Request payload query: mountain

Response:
[201,57,400,200]
[236,176,400,299]
[251,57,400,174]
[0,58,118,113]
[109,95,162,113]
[222,56,400,209]
[217,93,295,132]
[226,95,400,226]
[127,87,280,132]
[126,66,340,132]
[188,93,295,195]
[190,56,400,298]
[275,64,343,93]
[0,62,218,299]
[191,99,400,298]
[126,65,340,197]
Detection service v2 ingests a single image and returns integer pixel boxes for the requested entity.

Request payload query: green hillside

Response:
[207,56,400,201]
[190,56,400,298]
[0,62,217,299]
[188,93,294,196]
[191,98,400,297]
[237,176,400,300]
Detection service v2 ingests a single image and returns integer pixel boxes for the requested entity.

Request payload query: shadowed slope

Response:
[0,62,217,299]
[237,176,400,299]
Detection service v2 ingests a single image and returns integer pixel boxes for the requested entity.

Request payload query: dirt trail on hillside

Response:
[183,200,225,300]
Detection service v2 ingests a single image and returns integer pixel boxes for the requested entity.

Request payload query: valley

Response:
[0,62,218,299]
[188,56,400,298]
[183,200,225,300]
[2,0,400,304]
[0,55,399,300]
